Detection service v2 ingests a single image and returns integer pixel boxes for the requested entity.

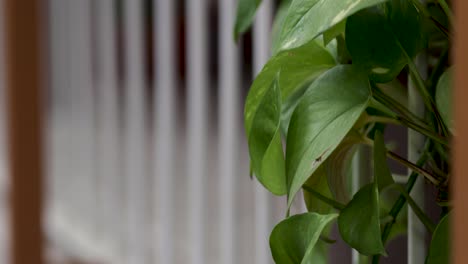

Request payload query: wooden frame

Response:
[5,0,44,263]
[454,0,468,263]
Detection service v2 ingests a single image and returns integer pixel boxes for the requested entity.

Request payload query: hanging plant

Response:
[235,0,452,262]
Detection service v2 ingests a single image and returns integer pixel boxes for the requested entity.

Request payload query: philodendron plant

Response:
[235,0,452,263]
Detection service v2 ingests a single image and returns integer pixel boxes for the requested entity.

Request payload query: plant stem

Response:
[387,151,440,186]
[371,149,429,263]
[410,0,451,37]
[366,116,401,126]
[427,46,449,97]
[392,184,436,233]
[396,117,449,147]
[372,87,427,128]
[436,0,454,24]
[380,215,394,226]
[405,51,434,111]
[365,112,449,147]
[403,48,448,135]
[302,186,346,211]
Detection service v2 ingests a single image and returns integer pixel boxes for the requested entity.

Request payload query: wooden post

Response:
[454,0,468,263]
[4,0,44,263]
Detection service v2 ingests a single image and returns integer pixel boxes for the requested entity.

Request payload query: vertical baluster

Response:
[122,0,148,263]
[219,0,239,263]
[47,0,78,253]
[47,0,67,227]
[252,1,275,264]
[96,0,122,260]
[186,0,208,263]
[351,147,371,264]
[67,0,97,236]
[154,0,176,263]
[408,54,427,264]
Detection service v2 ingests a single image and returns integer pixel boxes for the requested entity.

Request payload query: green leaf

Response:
[426,214,450,264]
[245,42,335,195]
[272,0,293,53]
[303,166,335,214]
[276,0,387,52]
[345,1,425,82]
[280,81,310,136]
[326,130,362,204]
[270,212,338,264]
[338,183,386,255]
[307,240,329,264]
[435,67,453,131]
[285,65,371,207]
[234,0,262,41]
[386,0,426,54]
[248,75,285,195]
[374,131,394,191]
[245,41,335,134]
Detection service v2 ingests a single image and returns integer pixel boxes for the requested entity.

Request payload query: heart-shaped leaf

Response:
[270,212,338,264]
[285,65,371,207]
[234,0,262,41]
[276,0,387,53]
[248,76,286,194]
[338,183,386,255]
[245,42,335,195]
[426,213,450,264]
[374,131,394,191]
[345,1,425,82]
[435,67,453,131]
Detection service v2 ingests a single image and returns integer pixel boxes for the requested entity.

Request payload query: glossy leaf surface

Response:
[286,65,371,207]
[248,77,285,194]
[245,42,335,195]
[345,1,425,82]
[270,213,338,264]
[276,0,387,52]
[338,183,386,255]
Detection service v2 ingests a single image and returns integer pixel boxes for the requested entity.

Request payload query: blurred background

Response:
[0,0,442,263]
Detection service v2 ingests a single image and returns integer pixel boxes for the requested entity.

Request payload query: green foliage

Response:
[285,65,370,208]
[245,41,335,194]
[303,166,335,214]
[236,0,452,262]
[275,0,388,53]
[248,76,285,194]
[269,213,338,264]
[436,67,453,131]
[233,0,262,41]
[325,130,362,203]
[338,183,386,255]
[426,213,450,264]
[345,0,426,82]
[374,131,395,191]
